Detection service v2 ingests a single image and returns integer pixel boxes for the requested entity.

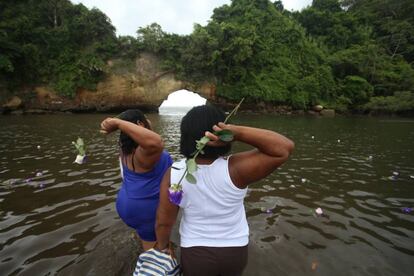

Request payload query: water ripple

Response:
[1,114,413,275]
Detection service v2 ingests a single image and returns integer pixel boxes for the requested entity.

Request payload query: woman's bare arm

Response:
[206,123,294,188]
[100,117,163,170]
[155,168,179,250]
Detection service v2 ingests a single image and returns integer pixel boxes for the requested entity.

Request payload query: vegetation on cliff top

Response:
[1,0,413,113]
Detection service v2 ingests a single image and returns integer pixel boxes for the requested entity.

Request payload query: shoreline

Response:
[1,105,413,118]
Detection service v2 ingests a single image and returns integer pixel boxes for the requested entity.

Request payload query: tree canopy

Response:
[1,0,413,113]
[0,0,117,97]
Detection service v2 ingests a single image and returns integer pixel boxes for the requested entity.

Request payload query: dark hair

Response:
[180,105,231,159]
[118,109,151,154]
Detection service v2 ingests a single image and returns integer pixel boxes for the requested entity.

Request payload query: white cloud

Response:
[70,0,311,36]
[71,0,231,36]
[282,0,312,11]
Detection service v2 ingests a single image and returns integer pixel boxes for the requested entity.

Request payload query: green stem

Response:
[175,98,245,186]
[223,98,244,124]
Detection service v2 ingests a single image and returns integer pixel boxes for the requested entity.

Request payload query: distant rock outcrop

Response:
[3,96,23,110]
[7,53,216,113]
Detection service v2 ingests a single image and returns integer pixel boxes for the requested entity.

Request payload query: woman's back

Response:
[171,157,248,247]
[121,150,172,199]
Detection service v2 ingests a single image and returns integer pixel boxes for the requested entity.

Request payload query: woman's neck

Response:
[194,156,217,165]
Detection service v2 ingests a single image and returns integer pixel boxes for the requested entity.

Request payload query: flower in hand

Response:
[168,183,183,205]
[167,98,243,206]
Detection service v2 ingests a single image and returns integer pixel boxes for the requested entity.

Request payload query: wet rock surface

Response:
[58,222,142,276]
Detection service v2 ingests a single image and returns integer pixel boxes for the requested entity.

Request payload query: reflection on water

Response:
[0,114,413,275]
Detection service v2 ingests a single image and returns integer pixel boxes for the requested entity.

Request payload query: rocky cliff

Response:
[1,53,216,114]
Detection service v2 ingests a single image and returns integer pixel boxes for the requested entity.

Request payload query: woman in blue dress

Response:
[100,109,172,251]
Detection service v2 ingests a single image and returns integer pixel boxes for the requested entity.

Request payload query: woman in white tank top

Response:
[155,105,294,276]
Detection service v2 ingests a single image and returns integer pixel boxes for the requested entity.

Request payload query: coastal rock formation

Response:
[3,96,23,110]
[8,53,216,113]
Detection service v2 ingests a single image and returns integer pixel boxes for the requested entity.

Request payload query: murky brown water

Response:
[0,114,413,275]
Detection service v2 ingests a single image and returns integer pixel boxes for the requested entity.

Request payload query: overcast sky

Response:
[70,0,312,36]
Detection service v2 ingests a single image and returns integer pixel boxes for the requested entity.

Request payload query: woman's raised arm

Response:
[100,117,163,170]
[207,122,294,189]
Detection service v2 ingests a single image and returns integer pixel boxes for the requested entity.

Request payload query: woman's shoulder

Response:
[171,159,186,170]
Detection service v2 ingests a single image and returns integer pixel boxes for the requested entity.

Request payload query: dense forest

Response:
[1,0,413,113]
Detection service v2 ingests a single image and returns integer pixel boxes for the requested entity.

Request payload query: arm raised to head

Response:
[207,122,294,189]
[100,117,163,170]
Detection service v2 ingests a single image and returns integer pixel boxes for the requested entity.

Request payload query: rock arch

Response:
[74,53,216,112]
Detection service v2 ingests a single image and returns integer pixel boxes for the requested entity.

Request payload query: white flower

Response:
[315,207,323,215]
[74,154,86,164]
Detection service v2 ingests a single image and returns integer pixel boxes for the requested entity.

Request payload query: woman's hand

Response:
[100,118,120,134]
[205,122,235,147]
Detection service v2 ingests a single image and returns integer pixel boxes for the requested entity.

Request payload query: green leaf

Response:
[215,129,234,142]
[73,137,86,156]
[196,136,210,150]
[76,137,84,146]
[198,136,210,145]
[186,173,197,184]
[186,158,198,174]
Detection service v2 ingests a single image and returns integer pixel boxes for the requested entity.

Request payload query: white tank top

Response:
[171,157,249,247]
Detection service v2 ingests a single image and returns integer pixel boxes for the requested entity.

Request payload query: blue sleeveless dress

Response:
[116,150,172,241]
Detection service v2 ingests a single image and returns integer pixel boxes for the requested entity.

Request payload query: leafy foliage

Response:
[0,0,117,97]
[1,0,413,113]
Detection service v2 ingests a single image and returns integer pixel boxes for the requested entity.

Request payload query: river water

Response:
[0,113,413,276]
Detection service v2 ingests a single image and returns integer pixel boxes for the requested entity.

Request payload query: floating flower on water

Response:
[35,172,43,177]
[311,136,315,139]
[388,175,398,181]
[260,207,273,214]
[74,154,87,164]
[72,137,86,164]
[289,184,296,188]
[301,178,307,183]
[367,155,373,161]
[315,207,323,216]
[410,175,414,179]
[168,183,183,205]
[337,139,341,143]
[37,145,41,149]
[401,207,412,213]
[392,171,399,176]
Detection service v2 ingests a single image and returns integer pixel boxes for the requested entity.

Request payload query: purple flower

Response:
[401,207,412,214]
[168,184,183,205]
